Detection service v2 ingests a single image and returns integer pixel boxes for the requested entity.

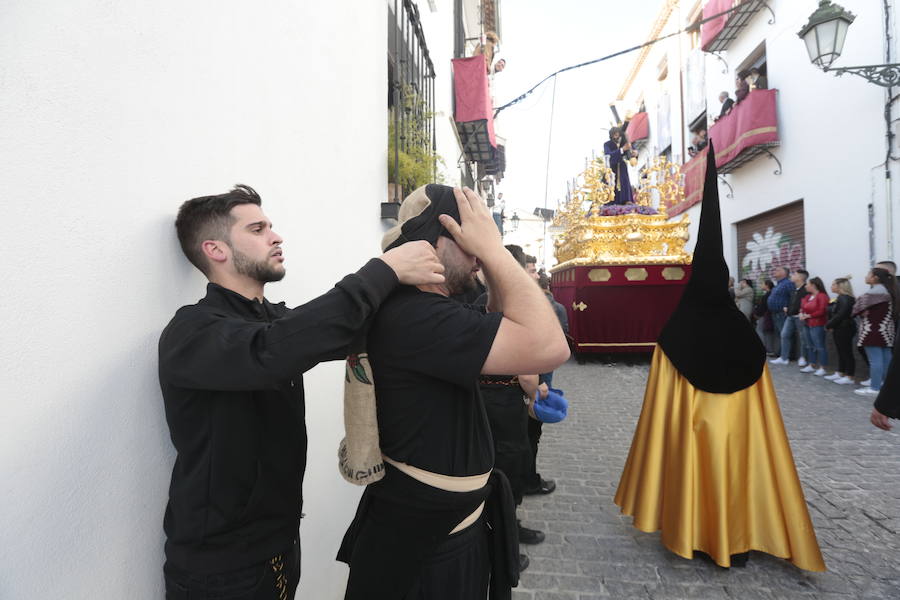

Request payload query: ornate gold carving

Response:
[550,155,692,271]
[624,268,648,281]
[661,266,686,281]
[588,268,612,282]
[573,301,588,312]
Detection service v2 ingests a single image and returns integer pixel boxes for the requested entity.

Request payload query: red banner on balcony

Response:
[669,146,708,218]
[626,112,649,142]
[701,0,733,51]
[708,89,778,169]
[452,55,496,147]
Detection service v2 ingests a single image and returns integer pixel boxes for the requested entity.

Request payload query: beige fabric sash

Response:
[382,455,489,534]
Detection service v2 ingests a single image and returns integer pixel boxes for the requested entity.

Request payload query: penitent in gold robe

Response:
[614,346,826,571]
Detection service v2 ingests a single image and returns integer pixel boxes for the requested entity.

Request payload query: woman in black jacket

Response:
[825,277,856,384]
[754,279,777,356]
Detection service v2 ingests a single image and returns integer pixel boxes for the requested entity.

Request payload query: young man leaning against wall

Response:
[157,184,443,599]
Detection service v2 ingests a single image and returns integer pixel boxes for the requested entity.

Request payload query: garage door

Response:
[736,200,805,287]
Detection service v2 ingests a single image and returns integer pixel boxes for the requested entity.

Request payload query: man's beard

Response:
[445,265,476,296]
[232,247,285,283]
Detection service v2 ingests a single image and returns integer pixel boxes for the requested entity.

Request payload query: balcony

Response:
[625,112,649,150]
[452,54,498,164]
[708,88,779,174]
[701,0,770,53]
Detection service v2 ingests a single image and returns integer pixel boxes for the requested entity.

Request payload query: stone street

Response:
[514,355,900,599]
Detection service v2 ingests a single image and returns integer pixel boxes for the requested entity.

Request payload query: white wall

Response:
[0,2,387,598]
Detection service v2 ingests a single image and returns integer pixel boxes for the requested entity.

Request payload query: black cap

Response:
[656,141,766,393]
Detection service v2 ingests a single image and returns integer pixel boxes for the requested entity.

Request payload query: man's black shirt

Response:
[368,287,502,476]
[787,285,808,316]
[158,259,397,573]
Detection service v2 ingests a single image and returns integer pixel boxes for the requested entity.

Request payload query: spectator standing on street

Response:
[755,279,777,355]
[771,269,809,366]
[853,268,897,396]
[735,278,754,319]
[825,277,857,385]
[728,276,736,301]
[767,267,792,353]
[524,258,558,498]
[476,244,548,570]
[539,274,569,342]
[798,277,829,376]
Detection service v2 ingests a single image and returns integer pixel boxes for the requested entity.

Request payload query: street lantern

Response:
[797,0,855,69]
[798,1,900,87]
[510,212,520,232]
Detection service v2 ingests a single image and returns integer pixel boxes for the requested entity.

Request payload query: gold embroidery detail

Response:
[270,554,288,600]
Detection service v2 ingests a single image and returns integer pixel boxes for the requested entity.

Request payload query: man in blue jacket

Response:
[766,267,793,344]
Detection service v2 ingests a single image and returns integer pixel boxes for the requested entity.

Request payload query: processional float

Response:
[550,156,693,357]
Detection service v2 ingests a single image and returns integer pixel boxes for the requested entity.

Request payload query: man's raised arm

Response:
[439,188,569,375]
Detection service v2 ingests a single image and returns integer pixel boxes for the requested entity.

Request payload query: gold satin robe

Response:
[614,346,826,571]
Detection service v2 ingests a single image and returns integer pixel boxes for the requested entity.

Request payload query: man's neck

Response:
[417,283,450,297]
[209,273,265,302]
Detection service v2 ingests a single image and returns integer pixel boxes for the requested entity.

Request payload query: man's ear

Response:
[201,240,229,266]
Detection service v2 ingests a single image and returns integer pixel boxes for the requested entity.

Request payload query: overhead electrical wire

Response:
[493,2,747,118]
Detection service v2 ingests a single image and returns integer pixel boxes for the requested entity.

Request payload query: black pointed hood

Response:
[657,141,765,393]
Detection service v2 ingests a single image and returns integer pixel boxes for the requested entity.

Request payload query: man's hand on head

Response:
[380,241,445,286]
[438,188,503,261]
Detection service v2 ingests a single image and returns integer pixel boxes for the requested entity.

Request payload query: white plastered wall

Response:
[0,2,387,598]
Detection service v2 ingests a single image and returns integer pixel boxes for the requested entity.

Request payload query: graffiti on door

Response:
[740,226,805,285]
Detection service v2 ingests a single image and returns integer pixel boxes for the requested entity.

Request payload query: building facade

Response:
[613,0,898,289]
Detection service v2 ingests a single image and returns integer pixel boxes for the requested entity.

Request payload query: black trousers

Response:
[525,417,543,488]
[834,326,856,376]
[403,519,490,600]
[164,539,300,600]
[481,385,531,505]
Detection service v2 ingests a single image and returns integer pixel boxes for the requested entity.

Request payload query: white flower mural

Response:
[742,226,783,273]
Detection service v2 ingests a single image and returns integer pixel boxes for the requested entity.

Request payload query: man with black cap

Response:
[338,185,570,599]
[158,184,444,599]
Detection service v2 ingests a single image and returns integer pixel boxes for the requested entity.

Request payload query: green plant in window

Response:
[388,86,445,193]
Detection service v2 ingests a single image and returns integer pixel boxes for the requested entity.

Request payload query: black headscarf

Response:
[382,184,462,251]
[656,141,766,393]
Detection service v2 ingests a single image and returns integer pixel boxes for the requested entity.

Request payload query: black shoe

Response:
[523,478,557,496]
[518,553,530,572]
[518,525,545,545]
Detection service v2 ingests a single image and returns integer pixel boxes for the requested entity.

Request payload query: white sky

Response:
[492,0,667,218]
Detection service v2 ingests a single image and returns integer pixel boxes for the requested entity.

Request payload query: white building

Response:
[614,0,897,290]
[0,1,498,598]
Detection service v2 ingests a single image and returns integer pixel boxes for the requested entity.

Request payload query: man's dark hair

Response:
[763,279,774,290]
[525,254,537,265]
[538,273,551,290]
[504,244,526,268]
[796,269,809,281]
[175,184,262,275]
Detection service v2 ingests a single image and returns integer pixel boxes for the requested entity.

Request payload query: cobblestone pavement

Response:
[514,356,900,599]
